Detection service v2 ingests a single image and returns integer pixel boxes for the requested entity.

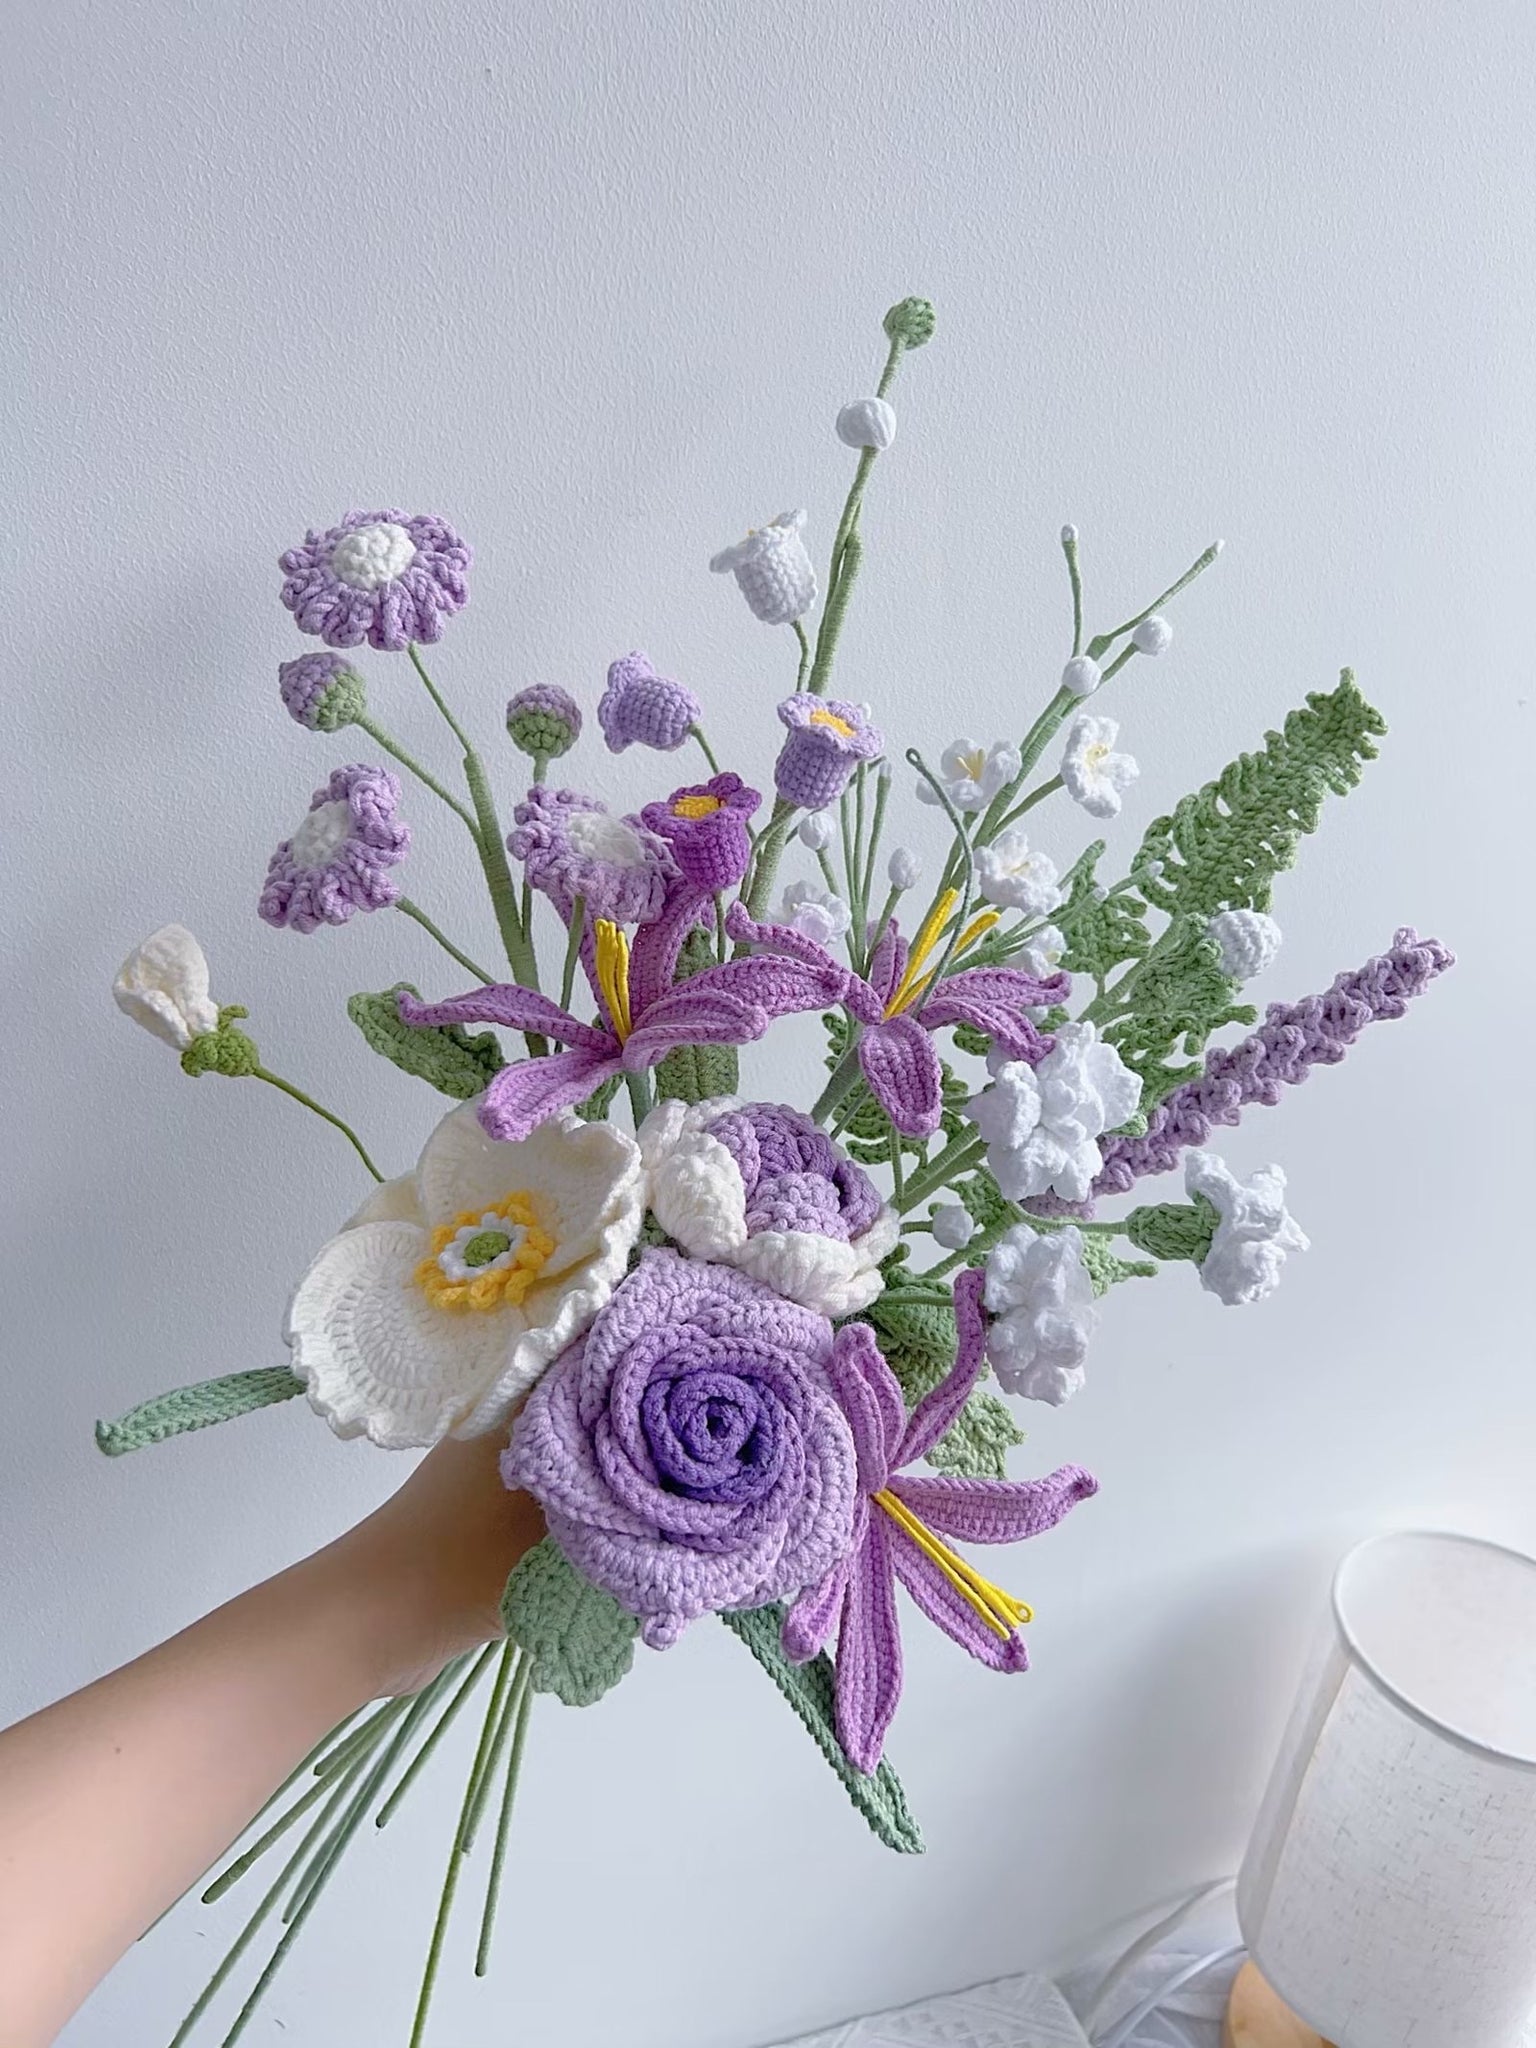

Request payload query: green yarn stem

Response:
[1086,539,1222,661]
[281,1696,415,1922]
[714,892,728,964]
[250,1067,384,1181]
[201,1768,345,1906]
[313,1696,401,1777]
[858,769,892,964]
[395,899,496,985]
[809,1039,865,1127]
[95,1367,304,1458]
[352,712,478,833]
[460,751,540,992]
[375,1645,497,1830]
[475,1671,535,1976]
[459,1648,526,1856]
[407,641,477,756]
[896,1130,987,1213]
[792,619,811,691]
[689,725,722,775]
[904,749,976,1017]
[838,781,859,943]
[888,1124,905,1205]
[743,796,796,924]
[559,897,585,1013]
[864,883,902,969]
[1063,524,1085,657]
[990,773,1065,838]
[805,524,864,699]
[624,1070,652,1130]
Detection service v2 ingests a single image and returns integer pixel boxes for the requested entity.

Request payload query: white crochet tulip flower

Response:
[286,1103,645,1448]
[1185,1150,1309,1306]
[639,1097,900,1319]
[1061,713,1140,820]
[983,1223,1099,1405]
[709,509,818,625]
[113,924,221,1050]
[917,738,1020,814]
[968,1023,1142,1204]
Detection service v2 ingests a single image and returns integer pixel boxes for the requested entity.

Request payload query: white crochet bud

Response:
[709,510,818,626]
[886,846,921,890]
[1061,655,1102,699]
[836,397,897,451]
[1061,524,1079,546]
[1132,615,1173,656]
[1208,908,1283,982]
[114,925,221,1050]
[797,809,836,852]
[930,1204,976,1251]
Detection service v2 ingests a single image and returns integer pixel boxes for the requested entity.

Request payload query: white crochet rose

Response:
[286,1103,645,1448]
[1186,1150,1309,1306]
[113,924,221,1050]
[968,1023,1142,1204]
[639,1096,900,1319]
[983,1223,1099,1406]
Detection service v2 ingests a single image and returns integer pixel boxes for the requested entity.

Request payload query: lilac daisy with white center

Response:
[259,764,410,933]
[508,787,674,926]
[279,511,471,651]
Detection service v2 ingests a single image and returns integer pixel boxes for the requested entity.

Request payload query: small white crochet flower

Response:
[1019,924,1066,983]
[983,1223,1099,1405]
[775,879,851,947]
[917,738,1020,815]
[1208,908,1283,982]
[975,828,1062,916]
[1186,1151,1308,1306]
[285,1103,645,1447]
[930,1203,976,1251]
[113,925,221,1050]
[887,846,920,890]
[710,510,817,625]
[1133,615,1172,655]
[1061,655,1102,699]
[639,1097,900,1319]
[797,809,836,853]
[969,1023,1142,1204]
[836,397,898,450]
[1061,714,1140,820]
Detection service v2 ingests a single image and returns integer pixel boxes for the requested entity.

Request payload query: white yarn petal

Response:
[113,924,221,1050]
[345,1174,423,1229]
[731,1230,885,1319]
[647,1128,751,1259]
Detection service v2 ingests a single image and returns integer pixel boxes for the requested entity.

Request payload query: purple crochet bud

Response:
[506,684,581,762]
[278,511,470,651]
[508,786,673,926]
[278,652,366,733]
[639,772,762,893]
[597,651,701,754]
[258,763,410,933]
[503,1250,858,1649]
[774,696,884,809]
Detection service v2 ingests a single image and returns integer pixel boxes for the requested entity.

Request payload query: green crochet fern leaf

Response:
[1056,841,1152,984]
[1099,914,1258,1104]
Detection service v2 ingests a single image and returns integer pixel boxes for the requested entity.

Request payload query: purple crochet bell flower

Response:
[597,651,701,754]
[508,787,674,926]
[278,651,366,733]
[259,763,410,933]
[775,696,884,809]
[279,511,470,651]
[639,772,762,893]
[503,1249,859,1649]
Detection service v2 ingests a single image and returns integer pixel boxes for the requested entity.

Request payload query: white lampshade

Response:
[1237,1531,1536,2048]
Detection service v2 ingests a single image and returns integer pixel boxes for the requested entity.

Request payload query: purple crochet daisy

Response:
[277,651,366,733]
[597,651,701,754]
[775,696,884,808]
[503,1249,859,1649]
[279,511,470,651]
[507,787,674,926]
[258,764,410,933]
[639,772,762,892]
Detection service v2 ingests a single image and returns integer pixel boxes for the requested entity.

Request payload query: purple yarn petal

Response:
[896,1268,989,1467]
[782,1542,855,1664]
[478,1046,621,1140]
[889,1466,1099,1548]
[823,1322,900,1494]
[834,1511,904,1775]
[887,1525,1029,1673]
[399,984,613,1052]
[858,1016,944,1137]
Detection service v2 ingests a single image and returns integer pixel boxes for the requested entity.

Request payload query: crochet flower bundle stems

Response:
[103,293,1451,2043]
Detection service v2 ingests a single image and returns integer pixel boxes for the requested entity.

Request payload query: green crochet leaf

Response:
[500,1537,638,1707]
[1122,1196,1218,1266]
[864,1292,1020,1478]
[654,1041,739,1104]
[721,1605,924,1854]
[95,1367,305,1457]
[1078,1234,1158,1296]
[576,1073,623,1121]
[347,984,505,1101]
[1099,916,1257,1104]
[1056,842,1151,985]
[1136,670,1386,921]
[924,1387,1026,1481]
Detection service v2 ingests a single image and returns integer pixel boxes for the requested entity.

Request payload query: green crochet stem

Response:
[904,748,976,1022]
[1086,538,1223,661]
[95,1367,305,1458]
[689,724,722,775]
[459,1648,526,1856]
[858,767,892,968]
[475,1666,535,1976]
[1062,523,1085,656]
[395,898,496,985]
[792,618,812,692]
[375,1644,499,1829]
[897,1130,987,1214]
[352,711,478,833]
[408,640,477,754]
[280,1696,416,1924]
[559,895,586,1012]
[251,1067,384,1181]
[809,1039,865,1127]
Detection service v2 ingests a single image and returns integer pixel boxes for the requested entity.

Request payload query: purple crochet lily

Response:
[785,1269,1098,1775]
[399,891,847,1142]
[734,901,1069,1138]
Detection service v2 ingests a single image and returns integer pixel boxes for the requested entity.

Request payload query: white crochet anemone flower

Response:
[638,1096,901,1319]
[1186,1150,1309,1306]
[286,1103,645,1448]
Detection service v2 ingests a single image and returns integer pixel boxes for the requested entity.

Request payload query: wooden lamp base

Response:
[1222,1962,1335,2048]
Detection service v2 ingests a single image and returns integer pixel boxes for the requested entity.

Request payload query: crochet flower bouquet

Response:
[105,298,1451,2046]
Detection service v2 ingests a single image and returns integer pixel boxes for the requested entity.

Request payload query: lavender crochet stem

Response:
[1092,928,1454,1198]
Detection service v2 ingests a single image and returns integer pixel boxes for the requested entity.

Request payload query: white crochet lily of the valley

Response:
[1061,712,1140,820]
[709,509,818,625]
[969,1023,1142,1204]
[975,828,1062,916]
[917,737,1020,814]
[1186,1149,1309,1305]
[983,1222,1099,1405]
[113,924,221,1050]
[639,1096,901,1318]
[775,878,851,947]
[285,1103,645,1449]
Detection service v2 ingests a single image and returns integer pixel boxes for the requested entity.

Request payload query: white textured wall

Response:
[3,3,1533,2044]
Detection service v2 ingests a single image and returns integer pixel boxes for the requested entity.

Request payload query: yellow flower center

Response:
[593,918,633,1041]
[874,1489,1033,1638]
[1084,741,1110,771]
[416,1193,554,1314]
[808,708,857,739]
[671,793,723,819]
[957,747,987,782]
[883,890,1000,1016]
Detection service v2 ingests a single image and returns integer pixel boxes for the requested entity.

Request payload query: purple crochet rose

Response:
[258,763,410,933]
[279,511,470,651]
[597,651,701,753]
[775,696,884,808]
[505,684,581,762]
[503,1250,859,1648]
[278,651,366,733]
[639,772,762,892]
[508,787,674,926]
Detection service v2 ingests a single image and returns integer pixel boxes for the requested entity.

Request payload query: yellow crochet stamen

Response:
[808,708,857,738]
[874,1488,1034,1639]
[671,793,723,819]
[884,887,960,1016]
[416,1193,555,1314]
[887,906,1002,1017]
[593,918,633,1041]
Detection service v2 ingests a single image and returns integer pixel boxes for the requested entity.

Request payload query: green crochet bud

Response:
[180,1005,261,1079]
[883,296,936,350]
[279,653,366,734]
[505,685,582,763]
[1123,1195,1219,1265]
